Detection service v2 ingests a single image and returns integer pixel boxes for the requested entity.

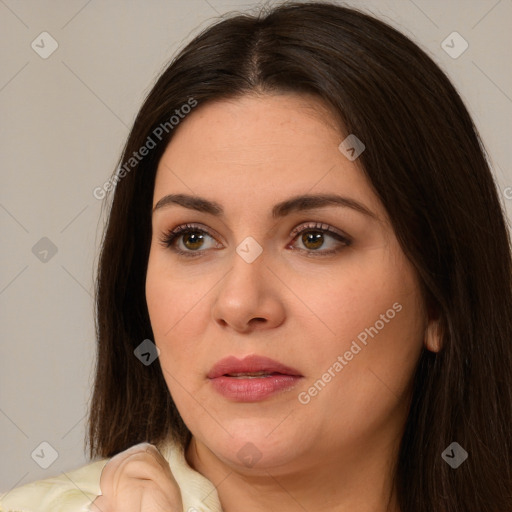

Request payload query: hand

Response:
[90,442,183,512]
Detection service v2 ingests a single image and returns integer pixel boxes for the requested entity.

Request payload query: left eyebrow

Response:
[153,193,377,220]
[271,193,377,220]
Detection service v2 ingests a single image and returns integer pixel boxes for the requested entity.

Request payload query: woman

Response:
[1,2,511,511]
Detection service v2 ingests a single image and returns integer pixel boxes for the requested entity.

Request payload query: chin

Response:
[195,418,306,471]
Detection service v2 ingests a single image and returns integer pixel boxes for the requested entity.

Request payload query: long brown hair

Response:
[87,2,512,510]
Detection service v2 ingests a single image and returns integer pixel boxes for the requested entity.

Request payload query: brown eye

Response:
[159,223,221,257]
[300,231,325,250]
[289,222,351,256]
[181,231,206,250]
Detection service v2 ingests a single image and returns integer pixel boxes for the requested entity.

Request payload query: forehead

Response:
[153,94,385,221]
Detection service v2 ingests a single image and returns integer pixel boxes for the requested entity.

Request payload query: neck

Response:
[185,435,401,512]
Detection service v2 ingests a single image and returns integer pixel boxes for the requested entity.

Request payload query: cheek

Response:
[296,258,425,425]
[146,272,208,405]
[145,251,207,369]
[289,248,423,360]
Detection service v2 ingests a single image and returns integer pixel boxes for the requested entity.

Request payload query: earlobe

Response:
[424,320,443,353]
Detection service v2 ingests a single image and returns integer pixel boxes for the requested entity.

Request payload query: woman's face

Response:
[146,93,429,474]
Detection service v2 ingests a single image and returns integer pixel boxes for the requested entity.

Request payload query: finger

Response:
[141,444,179,483]
[98,442,183,509]
[99,442,154,493]
[114,450,180,496]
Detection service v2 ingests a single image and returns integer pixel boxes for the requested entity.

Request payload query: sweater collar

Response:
[157,435,224,512]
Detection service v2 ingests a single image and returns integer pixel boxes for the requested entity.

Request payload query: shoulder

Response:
[0,458,108,512]
[1,437,223,512]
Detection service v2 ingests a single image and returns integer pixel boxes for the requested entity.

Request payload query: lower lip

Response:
[209,374,302,401]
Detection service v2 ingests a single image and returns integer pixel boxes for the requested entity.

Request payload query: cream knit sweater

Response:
[0,437,223,512]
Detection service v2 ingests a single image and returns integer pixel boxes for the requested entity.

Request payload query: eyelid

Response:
[158,222,221,250]
[169,222,219,240]
[289,221,351,242]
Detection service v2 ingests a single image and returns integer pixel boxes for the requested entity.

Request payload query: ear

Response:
[424,319,443,353]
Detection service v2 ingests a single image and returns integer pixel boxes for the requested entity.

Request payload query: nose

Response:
[211,246,286,334]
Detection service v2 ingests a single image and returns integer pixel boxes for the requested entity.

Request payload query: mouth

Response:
[207,355,303,402]
[207,354,302,379]
[223,371,286,378]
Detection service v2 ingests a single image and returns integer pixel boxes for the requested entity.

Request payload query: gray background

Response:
[1,0,511,491]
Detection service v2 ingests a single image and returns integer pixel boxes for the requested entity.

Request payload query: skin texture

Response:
[143,93,441,512]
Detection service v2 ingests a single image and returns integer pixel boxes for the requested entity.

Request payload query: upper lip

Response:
[207,355,302,379]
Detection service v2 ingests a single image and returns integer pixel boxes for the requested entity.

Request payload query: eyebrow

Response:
[153,193,377,220]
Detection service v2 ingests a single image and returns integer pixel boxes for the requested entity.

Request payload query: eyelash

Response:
[159,222,352,258]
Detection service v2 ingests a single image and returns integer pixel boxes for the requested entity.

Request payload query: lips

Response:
[207,355,302,379]
[207,355,303,402]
